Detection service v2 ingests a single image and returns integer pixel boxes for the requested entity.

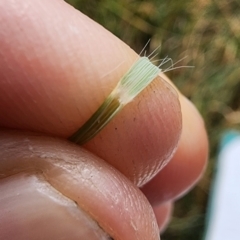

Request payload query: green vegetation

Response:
[65,1,240,239]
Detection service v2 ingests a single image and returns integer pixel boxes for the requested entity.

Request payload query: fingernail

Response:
[0,173,111,240]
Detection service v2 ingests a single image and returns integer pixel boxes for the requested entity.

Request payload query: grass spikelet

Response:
[69,57,160,145]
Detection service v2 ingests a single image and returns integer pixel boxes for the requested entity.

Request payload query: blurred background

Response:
[65,0,240,239]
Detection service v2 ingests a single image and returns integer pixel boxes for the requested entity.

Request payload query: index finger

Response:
[0,0,181,185]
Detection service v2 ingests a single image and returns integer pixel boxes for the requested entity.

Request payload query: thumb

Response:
[0,130,160,240]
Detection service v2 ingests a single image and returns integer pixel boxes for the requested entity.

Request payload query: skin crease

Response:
[0,0,208,239]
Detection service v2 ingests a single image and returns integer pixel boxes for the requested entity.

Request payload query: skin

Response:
[0,0,208,239]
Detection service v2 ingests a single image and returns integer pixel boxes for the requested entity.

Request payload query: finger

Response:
[0,174,110,240]
[152,202,173,233]
[0,130,160,240]
[142,95,208,204]
[0,0,182,185]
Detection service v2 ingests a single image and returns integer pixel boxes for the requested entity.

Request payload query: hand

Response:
[0,0,208,239]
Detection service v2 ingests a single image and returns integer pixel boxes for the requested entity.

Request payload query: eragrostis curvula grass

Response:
[69,42,193,145]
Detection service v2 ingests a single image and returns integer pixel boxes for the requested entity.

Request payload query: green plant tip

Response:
[69,57,160,145]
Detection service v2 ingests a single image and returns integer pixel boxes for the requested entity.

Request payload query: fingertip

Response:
[142,95,208,203]
[84,76,182,185]
[152,202,173,233]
